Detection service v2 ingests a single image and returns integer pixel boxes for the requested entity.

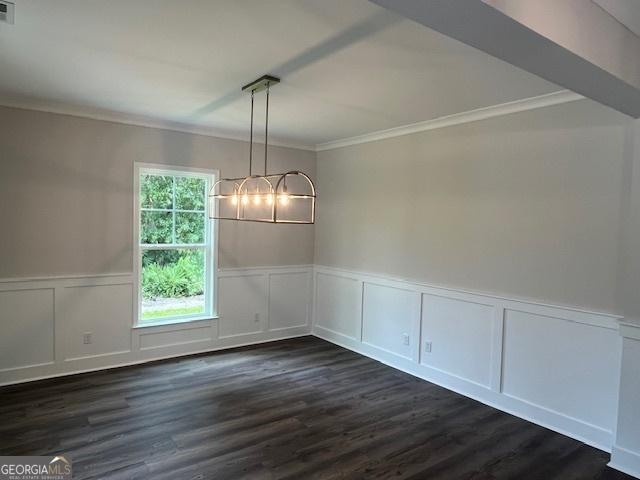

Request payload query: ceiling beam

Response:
[370,0,640,118]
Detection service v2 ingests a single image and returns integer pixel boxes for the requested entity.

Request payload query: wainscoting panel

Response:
[0,288,55,371]
[268,271,311,331]
[315,272,363,341]
[312,265,621,453]
[138,323,214,351]
[502,308,620,434]
[362,282,420,361]
[61,284,133,361]
[420,294,495,388]
[218,273,268,338]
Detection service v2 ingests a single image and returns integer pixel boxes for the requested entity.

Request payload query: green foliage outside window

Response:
[139,173,208,301]
[140,174,206,245]
[175,177,206,210]
[176,212,205,243]
[141,175,172,209]
[141,211,173,244]
[142,250,204,299]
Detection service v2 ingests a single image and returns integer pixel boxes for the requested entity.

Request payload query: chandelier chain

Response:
[249,90,254,176]
[264,84,270,176]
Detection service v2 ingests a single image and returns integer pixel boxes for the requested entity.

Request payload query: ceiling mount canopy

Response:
[209,74,316,224]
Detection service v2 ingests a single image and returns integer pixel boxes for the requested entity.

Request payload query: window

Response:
[134,164,217,326]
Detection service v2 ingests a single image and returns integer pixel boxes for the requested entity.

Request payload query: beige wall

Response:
[315,100,630,314]
[1,100,632,314]
[0,106,316,278]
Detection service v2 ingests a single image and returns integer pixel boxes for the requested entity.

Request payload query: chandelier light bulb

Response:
[253,186,261,205]
[231,194,238,205]
[279,184,289,206]
[266,193,274,205]
[242,193,249,205]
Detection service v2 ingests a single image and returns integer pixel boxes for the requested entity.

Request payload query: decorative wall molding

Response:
[0,273,133,288]
[620,321,640,340]
[312,265,620,325]
[0,264,313,284]
[218,264,314,276]
[312,264,621,453]
[0,266,313,386]
[315,90,584,151]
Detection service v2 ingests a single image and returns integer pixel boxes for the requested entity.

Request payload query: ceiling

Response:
[594,0,640,37]
[0,0,563,148]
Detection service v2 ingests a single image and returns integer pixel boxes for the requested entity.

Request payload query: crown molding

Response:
[1,90,584,154]
[315,90,584,152]
[0,98,316,152]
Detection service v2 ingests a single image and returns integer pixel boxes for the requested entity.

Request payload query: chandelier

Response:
[209,75,316,224]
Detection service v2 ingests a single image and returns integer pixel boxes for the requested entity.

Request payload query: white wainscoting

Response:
[314,271,363,341]
[269,271,312,331]
[218,273,268,338]
[217,266,313,346]
[0,288,55,370]
[610,323,640,478]
[0,263,624,458]
[0,265,312,386]
[61,284,133,361]
[362,283,420,362]
[312,265,622,452]
[502,309,620,434]
[421,294,496,389]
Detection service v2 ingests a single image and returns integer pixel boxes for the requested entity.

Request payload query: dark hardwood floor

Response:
[0,336,631,480]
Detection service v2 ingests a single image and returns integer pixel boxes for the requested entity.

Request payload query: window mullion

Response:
[140,244,205,251]
[172,176,176,244]
[140,208,173,213]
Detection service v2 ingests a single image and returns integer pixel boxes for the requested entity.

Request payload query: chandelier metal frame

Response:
[209,75,316,224]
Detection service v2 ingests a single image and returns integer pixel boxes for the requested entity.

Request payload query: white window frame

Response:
[133,162,218,328]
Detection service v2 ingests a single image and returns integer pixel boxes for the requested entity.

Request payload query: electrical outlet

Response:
[402,333,410,346]
[424,341,432,353]
[254,313,260,323]
[83,332,92,345]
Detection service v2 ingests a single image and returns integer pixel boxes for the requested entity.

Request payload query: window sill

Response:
[133,314,219,330]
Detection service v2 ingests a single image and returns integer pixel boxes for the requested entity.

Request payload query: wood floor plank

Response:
[0,336,630,480]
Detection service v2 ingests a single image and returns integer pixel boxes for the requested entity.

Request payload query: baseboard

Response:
[0,331,312,387]
[610,446,640,478]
